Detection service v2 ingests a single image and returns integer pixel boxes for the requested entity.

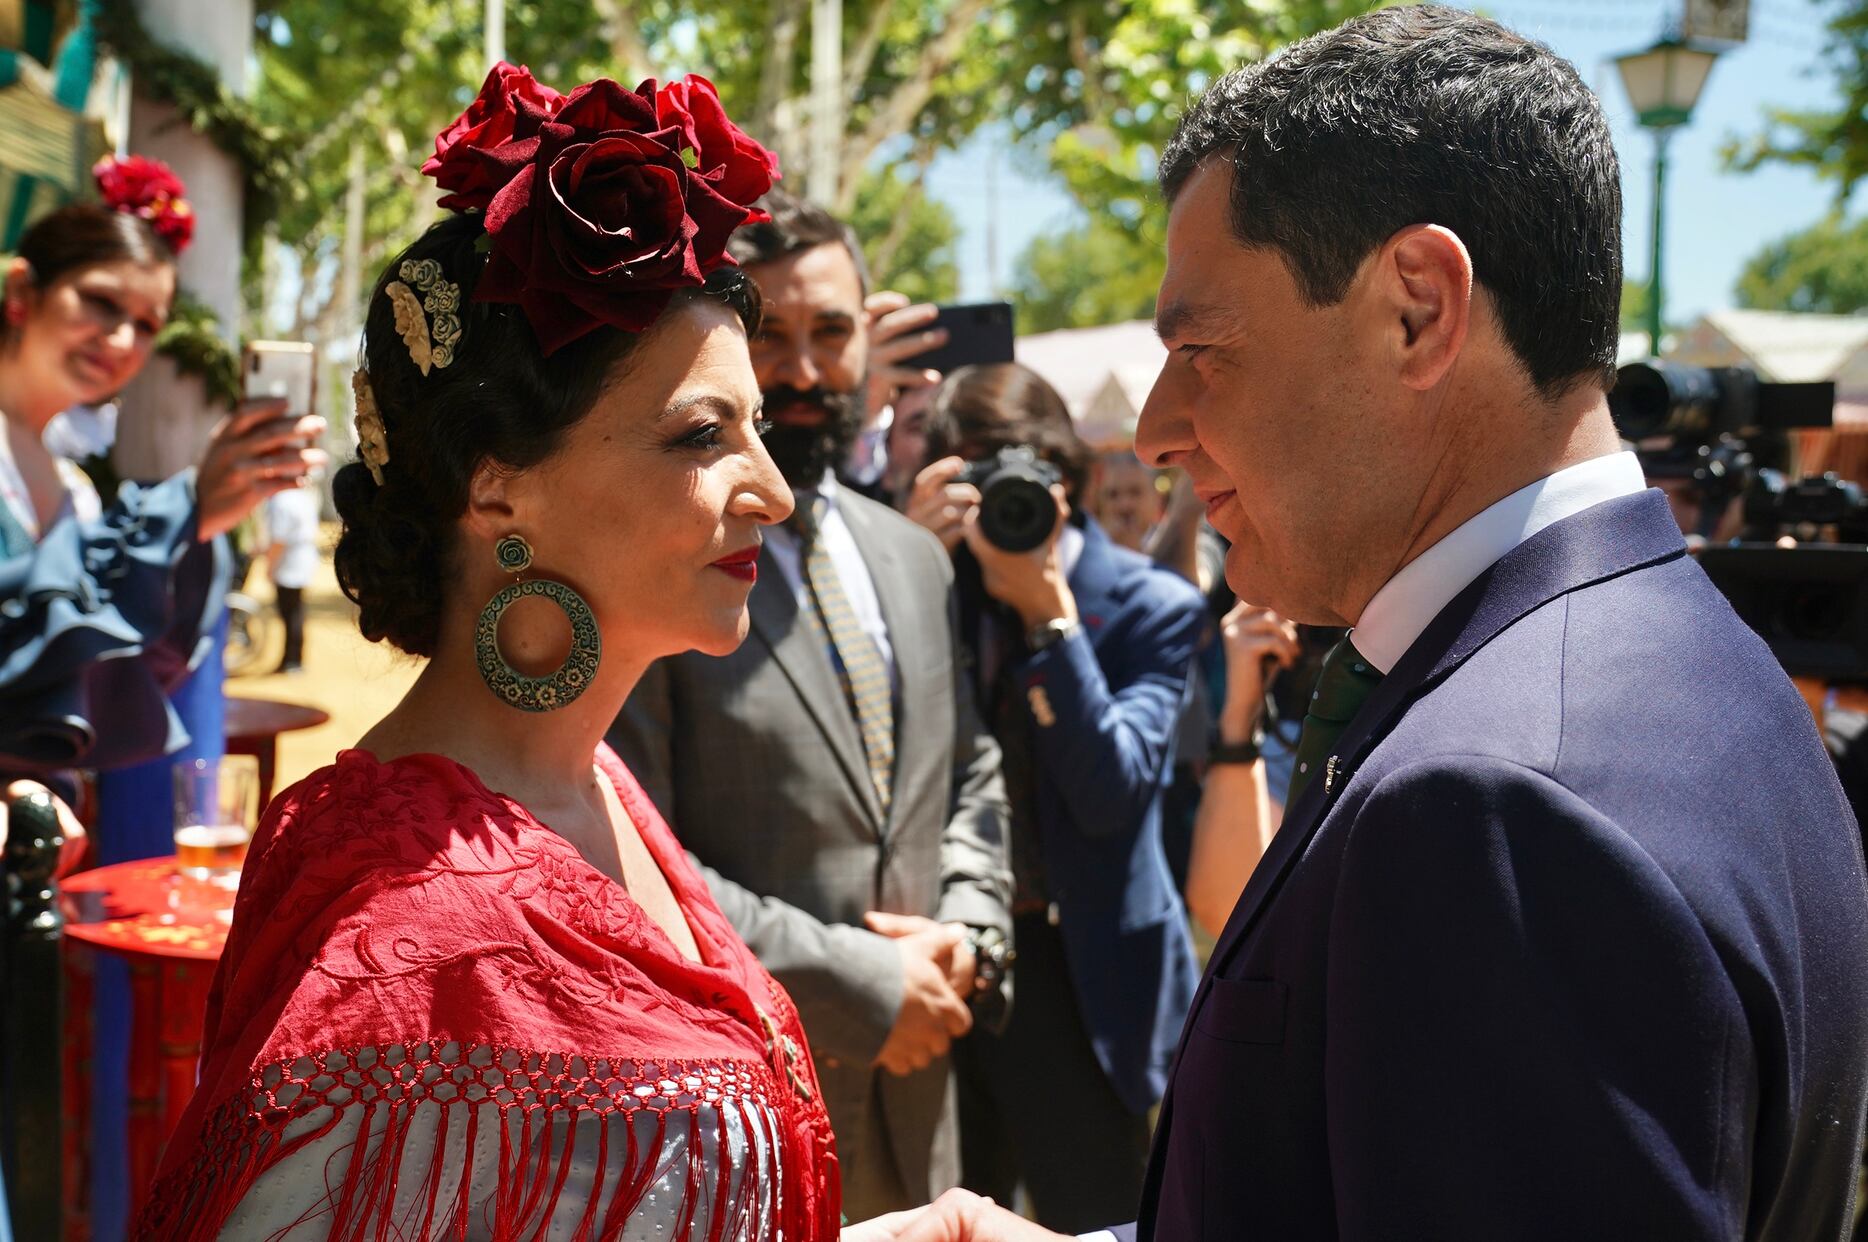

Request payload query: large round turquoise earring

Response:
[475,534,602,712]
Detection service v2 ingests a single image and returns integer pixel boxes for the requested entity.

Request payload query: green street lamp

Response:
[1615,37,1722,356]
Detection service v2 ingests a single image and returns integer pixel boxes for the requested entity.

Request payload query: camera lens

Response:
[979,476,1057,552]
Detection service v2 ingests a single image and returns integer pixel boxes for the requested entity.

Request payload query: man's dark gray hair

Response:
[727,188,871,295]
[1158,5,1622,397]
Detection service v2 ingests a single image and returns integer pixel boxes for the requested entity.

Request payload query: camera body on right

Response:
[956,446,1064,553]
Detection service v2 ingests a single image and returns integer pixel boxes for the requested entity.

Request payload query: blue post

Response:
[87,615,225,1241]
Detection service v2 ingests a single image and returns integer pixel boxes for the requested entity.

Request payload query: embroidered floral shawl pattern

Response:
[140,746,839,1239]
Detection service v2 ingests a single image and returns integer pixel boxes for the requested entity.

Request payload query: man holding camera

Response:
[904,364,1203,1231]
[610,192,1012,1218]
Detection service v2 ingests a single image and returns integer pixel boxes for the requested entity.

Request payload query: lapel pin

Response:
[1324,754,1341,795]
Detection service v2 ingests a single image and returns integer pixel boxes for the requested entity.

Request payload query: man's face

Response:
[1135,160,1416,625]
[744,242,868,487]
[1094,456,1161,552]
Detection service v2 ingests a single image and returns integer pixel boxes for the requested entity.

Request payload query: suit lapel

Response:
[1203,489,1688,976]
[746,543,885,832]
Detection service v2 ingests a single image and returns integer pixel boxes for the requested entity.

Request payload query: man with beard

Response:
[609,190,1014,1217]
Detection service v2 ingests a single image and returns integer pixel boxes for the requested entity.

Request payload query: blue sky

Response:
[924,0,1846,323]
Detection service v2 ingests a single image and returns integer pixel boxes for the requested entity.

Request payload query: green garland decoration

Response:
[93,0,298,245]
[155,291,242,409]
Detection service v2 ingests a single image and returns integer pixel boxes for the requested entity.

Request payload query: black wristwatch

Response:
[1209,730,1263,765]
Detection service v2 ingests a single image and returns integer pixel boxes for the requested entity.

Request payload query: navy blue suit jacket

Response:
[1126,490,1868,1240]
[1008,518,1203,1115]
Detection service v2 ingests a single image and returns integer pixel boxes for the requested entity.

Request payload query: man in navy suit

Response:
[900,362,1202,1231]
[867,7,1868,1241]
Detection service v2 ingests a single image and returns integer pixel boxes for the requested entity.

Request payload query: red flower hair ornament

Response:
[421,64,780,355]
[93,155,195,255]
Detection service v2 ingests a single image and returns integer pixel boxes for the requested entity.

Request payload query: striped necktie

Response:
[792,497,895,813]
[1286,636,1383,806]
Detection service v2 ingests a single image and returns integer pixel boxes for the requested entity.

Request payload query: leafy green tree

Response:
[846,164,960,303]
[1734,213,1868,314]
[1012,214,1162,332]
[1724,0,1868,205]
[244,0,1388,347]
[1621,278,1653,332]
[999,0,1388,331]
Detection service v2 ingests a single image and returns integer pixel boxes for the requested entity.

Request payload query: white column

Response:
[113,0,253,481]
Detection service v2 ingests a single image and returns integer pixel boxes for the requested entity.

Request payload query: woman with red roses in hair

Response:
[2,157,324,798]
[140,70,844,1240]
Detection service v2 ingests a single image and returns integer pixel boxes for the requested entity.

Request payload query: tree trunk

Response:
[757,0,807,173]
[589,0,655,80]
[836,0,990,212]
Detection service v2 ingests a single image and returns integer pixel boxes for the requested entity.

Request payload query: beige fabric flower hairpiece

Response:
[352,368,390,486]
[385,258,462,376]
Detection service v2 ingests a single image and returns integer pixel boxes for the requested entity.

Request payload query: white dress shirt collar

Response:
[1351,451,1649,675]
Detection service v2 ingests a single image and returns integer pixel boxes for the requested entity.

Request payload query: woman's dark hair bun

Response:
[332,211,760,656]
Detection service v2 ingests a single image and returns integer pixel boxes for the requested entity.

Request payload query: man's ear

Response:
[1381,224,1472,392]
[462,458,519,547]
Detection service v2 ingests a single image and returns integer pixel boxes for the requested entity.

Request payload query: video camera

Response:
[1610,359,1867,685]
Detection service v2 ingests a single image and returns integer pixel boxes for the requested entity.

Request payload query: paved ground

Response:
[225,526,420,792]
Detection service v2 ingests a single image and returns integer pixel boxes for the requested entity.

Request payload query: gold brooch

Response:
[384,258,461,376]
[351,368,389,485]
[756,1005,815,1102]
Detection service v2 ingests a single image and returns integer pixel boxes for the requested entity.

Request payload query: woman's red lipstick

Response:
[711,545,760,583]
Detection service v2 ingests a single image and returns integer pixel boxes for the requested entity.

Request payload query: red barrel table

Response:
[61,858,231,1227]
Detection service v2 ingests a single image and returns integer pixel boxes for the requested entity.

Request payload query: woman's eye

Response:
[680,424,725,450]
[753,417,773,439]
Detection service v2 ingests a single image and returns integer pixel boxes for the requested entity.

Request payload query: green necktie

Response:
[1286,636,1384,806]
[792,497,895,814]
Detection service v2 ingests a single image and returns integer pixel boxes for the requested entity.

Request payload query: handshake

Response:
[844,1189,1081,1242]
[865,912,982,1075]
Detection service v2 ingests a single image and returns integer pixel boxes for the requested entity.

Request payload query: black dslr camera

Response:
[956,446,1064,552]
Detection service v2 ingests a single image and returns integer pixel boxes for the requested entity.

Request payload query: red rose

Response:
[422,62,564,212]
[92,156,194,255]
[654,76,781,209]
[424,72,779,354]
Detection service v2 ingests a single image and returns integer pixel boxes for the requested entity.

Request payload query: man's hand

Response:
[865,912,973,1074]
[865,292,948,419]
[196,399,329,542]
[905,456,981,552]
[843,1189,1073,1242]
[964,486,1078,631]
[868,910,979,997]
[1216,601,1300,743]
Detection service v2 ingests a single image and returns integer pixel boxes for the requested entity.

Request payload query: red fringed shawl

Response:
[140,746,839,1240]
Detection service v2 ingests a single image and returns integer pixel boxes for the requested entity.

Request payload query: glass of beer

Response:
[173,755,259,884]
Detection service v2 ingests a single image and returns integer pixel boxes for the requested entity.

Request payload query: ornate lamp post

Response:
[1615,37,1721,356]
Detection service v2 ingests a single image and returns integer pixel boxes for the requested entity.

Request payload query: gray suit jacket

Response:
[610,490,1011,1215]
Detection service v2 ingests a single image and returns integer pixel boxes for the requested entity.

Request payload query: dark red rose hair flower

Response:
[420,67,779,355]
[421,61,565,213]
[93,155,194,255]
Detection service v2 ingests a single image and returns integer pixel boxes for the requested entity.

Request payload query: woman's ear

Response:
[462,458,518,545]
[4,257,36,325]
